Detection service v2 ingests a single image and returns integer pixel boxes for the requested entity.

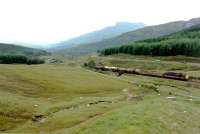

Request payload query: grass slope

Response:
[0,55,200,133]
[0,43,48,56]
[0,62,134,133]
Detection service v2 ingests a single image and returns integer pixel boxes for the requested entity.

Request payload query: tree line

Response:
[101,24,200,57]
[101,38,200,57]
[0,55,45,64]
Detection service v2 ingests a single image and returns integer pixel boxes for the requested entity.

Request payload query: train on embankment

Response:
[95,66,190,81]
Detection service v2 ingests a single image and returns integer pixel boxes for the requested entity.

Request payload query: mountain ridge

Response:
[57,17,200,56]
[50,22,145,51]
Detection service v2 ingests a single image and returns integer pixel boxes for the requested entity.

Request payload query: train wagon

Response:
[162,72,189,81]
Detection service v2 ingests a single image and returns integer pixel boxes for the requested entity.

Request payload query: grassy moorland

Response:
[0,60,134,133]
[0,55,200,134]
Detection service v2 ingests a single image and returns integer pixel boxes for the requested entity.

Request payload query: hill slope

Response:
[50,22,144,51]
[0,43,48,56]
[101,24,200,57]
[59,17,200,56]
[0,56,200,133]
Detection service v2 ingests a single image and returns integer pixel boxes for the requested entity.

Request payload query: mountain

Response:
[58,17,200,56]
[50,22,145,51]
[0,43,48,56]
[101,24,200,57]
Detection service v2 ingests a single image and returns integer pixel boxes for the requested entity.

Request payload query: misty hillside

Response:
[51,22,144,51]
[59,17,200,56]
[0,43,48,56]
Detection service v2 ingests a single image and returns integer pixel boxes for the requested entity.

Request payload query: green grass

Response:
[0,63,136,133]
[0,55,200,134]
[68,98,200,134]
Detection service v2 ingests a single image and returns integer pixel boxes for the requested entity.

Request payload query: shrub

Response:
[84,60,96,68]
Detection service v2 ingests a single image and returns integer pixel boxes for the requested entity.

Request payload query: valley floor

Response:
[0,55,200,134]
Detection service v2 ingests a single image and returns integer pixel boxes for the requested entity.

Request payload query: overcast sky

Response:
[0,0,200,46]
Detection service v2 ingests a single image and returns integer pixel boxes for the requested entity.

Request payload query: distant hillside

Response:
[0,43,48,56]
[59,17,200,56]
[101,24,200,57]
[51,22,145,51]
